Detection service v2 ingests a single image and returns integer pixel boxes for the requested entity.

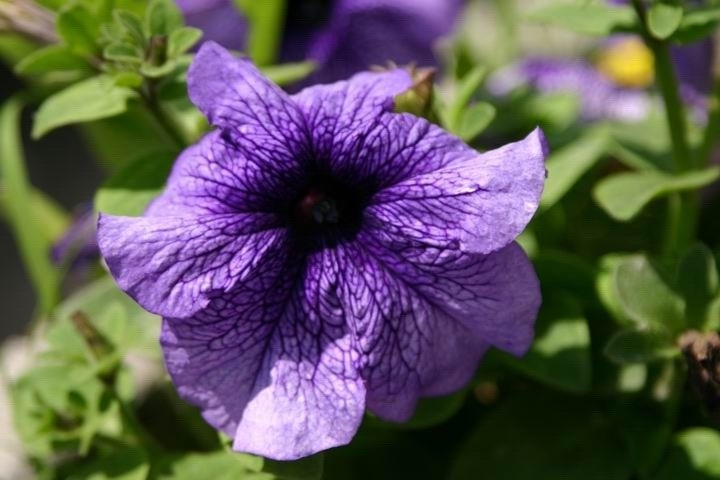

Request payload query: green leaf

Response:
[616,397,675,477]
[614,255,685,331]
[604,327,678,364]
[145,0,183,37]
[155,452,262,479]
[54,277,161,357]
[235,0,286,66]
[113,71,144,88]
[706,297,720,331]
[526,4,637,36]
[676,244,719,330]
[32,75,138,138]
[500,292,591,393]
[114,10,146,46]
[540,125,610,210]
[449,393,633,480]
[140,60,178,78]
[655,428,720,479]
[593,168,720,221]
[94,150,175,216]
[262,454,324,480]
[104,43,144,63]
[80,104,177,170]
[648,3,684,39]
[533,251,597,304]
[15,45,89,77]
[370,391,466,430]
[671,6,720,43]
[168,27,203,58]
[57,4,100,55]
[68,446,149,480]
[0,187,69,243]
[597,254,636,325]
[454,103,495,142]
[156,450,322,480]
[261,61,317,86]
[401,392,466,429]
[525,92,580,130]
[445,65,487,129]
[0,97,59,313]
[0,34,38,67]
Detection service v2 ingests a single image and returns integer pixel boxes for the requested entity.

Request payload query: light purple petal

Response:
[361,230,541,356]
[188,41,309,157]
[97,213,287,318]
[368,128,547,255]
[163,249,366,461]
[161,247,295,438]
[327,241,489,421]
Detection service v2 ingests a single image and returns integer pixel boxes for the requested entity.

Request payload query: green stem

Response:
[111,388,164,454]
[699,79,720,167]
[234,0,286,66]
[663,193,698,259]
[141,83,187,150]
[492,0,518,63]
[631,0,697,258]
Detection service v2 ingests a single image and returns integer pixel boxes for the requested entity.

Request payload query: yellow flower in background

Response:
[596,37,654,88]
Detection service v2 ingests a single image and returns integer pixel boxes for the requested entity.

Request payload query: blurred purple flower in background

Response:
[178,0,463,83]
[51,204,99,270]
[488,53,654,122]
[97,42,546,460]
[489,0,714,123]
[176,0,247,50]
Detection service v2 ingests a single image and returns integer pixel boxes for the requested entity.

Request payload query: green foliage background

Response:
[3,0,720,478]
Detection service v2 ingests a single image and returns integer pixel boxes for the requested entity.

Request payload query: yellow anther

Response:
[596,37,654,88]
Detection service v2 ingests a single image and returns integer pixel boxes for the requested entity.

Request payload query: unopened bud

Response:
[146,34,168,67]
[394,66,437,119]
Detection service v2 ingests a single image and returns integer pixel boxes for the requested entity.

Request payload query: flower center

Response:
[296,190,340,226]
[596,38,654,89]
[287,172,374,246]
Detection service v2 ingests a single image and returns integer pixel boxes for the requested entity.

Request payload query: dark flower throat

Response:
[288,172,374,246]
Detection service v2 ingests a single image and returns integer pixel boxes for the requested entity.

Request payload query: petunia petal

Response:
[188,41,310,164]
[361,224,541,356]
[97,213,286,318]
[325,241,488,421]
[368,128,547,255]
[163,249,366,461]
[160,248,295,438]
[145,130,304,217]
[291,68,412,168]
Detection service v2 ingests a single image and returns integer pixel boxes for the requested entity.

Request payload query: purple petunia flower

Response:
[97,42,546,460]
[179,0,462,84]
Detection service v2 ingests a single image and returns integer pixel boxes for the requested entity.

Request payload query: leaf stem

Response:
[631,0,697,258]
[0,96,60,313]
[699,79,720,167]
[140,82,187,150]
